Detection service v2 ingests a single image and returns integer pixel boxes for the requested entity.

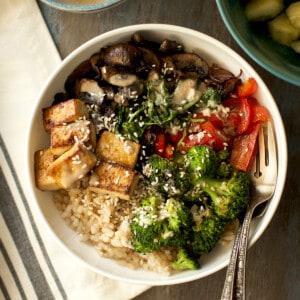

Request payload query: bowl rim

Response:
[39,0,125,12]
[216,0,300,87]
[25,23,288,285]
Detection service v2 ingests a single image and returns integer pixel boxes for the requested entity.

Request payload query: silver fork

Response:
[221,121,278,300]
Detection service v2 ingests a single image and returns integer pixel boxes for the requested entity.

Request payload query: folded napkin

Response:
[0,0,150,299]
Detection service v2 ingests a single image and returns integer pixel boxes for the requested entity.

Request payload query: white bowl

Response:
[26,24,287,285]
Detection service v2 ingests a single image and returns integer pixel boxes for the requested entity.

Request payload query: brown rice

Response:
[53,177,178,275]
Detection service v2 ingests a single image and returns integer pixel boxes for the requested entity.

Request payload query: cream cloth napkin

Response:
[0,0,150,299]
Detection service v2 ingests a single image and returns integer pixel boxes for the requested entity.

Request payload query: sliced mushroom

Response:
[103,43,141,67]
[101,66,138,87]
[77,79,106,104]
[171,78,206,110]
[160,56,176,75]
[130,33,161,51]
[114,81,144,106]
[131,32,144,44]
[138,47,161,71]
[222,77,241,97]
[159,39,183,53]
[147,70,160,81]
[64,59,96,96]
[208,64,235,83]
[170,52,209,78]
[90,52,104,74]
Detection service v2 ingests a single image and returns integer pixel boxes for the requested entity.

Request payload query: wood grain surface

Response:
[37,1,300,299]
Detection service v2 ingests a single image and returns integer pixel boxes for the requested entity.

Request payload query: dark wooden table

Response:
[38,1,299,299]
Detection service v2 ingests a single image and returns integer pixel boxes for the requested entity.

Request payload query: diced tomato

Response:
[244,96,270,123]
[178,133,204,152]
[154,133,166,155]
[190,112,223,128]
[251,105,270,123]
[223,97,252,135]
[230,122,261,172]
[168,130,183,145]
[178,121,231,152]
[164,143,174,159]
[188,121,203,134]
[209,114,224,128]
[201,121,232,150]
[245,96,258,106]
[237,77,258,97]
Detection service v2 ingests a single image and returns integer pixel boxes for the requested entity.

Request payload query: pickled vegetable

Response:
[291,40,300,53]
[286,1,300,29]
[268,12,300,46]
[245,0,284,21]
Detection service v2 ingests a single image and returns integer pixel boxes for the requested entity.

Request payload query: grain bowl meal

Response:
[33,32,271,275]
[27,24,287,285]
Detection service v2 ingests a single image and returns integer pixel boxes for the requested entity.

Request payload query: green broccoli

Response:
[185,145,219,180]
[215,149,233,178]
[217,148,230,161]
[130,196,193,253]
[190,205,226,255]
[172,248,199,271]
[216,161,233,179]
[196,170,250,221]
[133,141,250,260]
[143,154,190,197]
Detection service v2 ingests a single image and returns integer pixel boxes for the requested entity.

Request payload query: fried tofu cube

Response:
[43,99,89,132]
[50,119,97,156]
[34,149,60,190]
[91,160,138,200]
[47,143,97,189]
[96,131,140,169]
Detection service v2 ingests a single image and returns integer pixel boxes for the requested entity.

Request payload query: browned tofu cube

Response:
[34,149,60,190]
[42,99,89,132]
[91,160,138,200]
[47,143,97,189]
[96,131,140,169]
[50,119,97,156]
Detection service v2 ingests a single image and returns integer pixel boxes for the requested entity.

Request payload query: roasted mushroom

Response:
[159,39,183,53]
[103,43,141,67]
[77,79,114,105]
[170,52,209,78]
[100,66,138,87]
[138,47,161,72]
[64,59,97,97]
[207,64,242,97]
[208,64,236,82]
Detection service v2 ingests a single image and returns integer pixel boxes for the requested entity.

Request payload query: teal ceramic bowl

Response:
[216,0,300,86]
[40,0,124,12]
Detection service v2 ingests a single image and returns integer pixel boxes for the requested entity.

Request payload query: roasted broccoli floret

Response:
[130,196,193,253]
[190,204,226,255]
[216,149,233,178]
[185,145,219,180]
[216,161,233,179]
[196,170,250,221]
[143,154,190,196]
[172,248,199,271]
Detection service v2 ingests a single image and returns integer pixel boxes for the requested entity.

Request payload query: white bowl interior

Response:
[26,24,287,285]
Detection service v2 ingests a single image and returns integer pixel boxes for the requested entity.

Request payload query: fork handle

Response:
[220,225,243,300]
[234,208,254,300]
[221,207,254,300]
